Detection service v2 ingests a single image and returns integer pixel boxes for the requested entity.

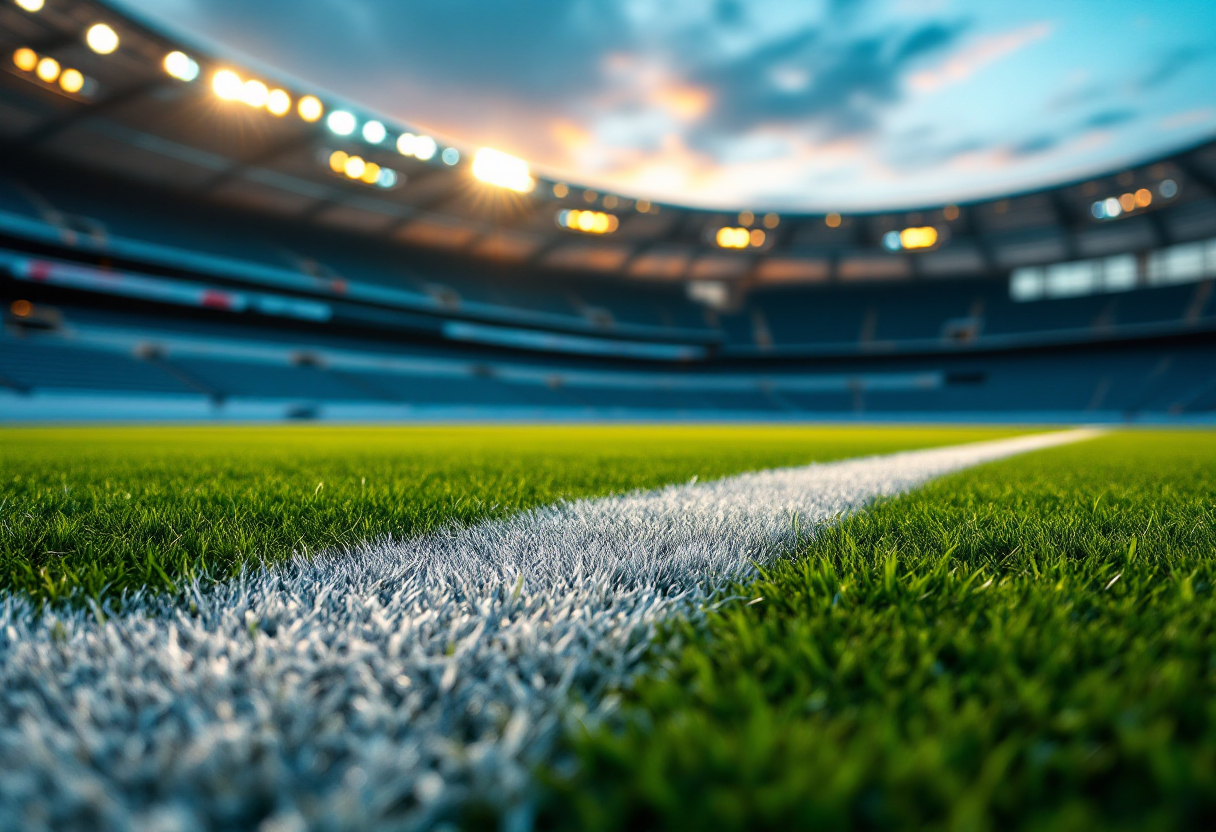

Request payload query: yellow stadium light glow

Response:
[826,212,842,228]
[59,68,84,93]
[557,209,617,234]
[298,95,323,122]
[1135,188,1152,208]
[212,69,242,101]
[241,79,269,108]
[85,23,119,55]
[716,227,751,249]
[329,150,349,173]
[16,0,45,11]
[553,183,569,198]
[471,147,535,193]
[899,226,938,249]
[750,229,766,247]
[267,89,291,116]
[636,199,651,213]
[763,212,780,229]
[396,133,416,156]
[360,161,381,185]
[163,51,199,82]
[343,155,366,180]
[13,48,38,73]
[1119,192,1136,213]
[35,56,60,83]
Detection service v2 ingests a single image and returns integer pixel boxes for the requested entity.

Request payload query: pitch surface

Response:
[0,430,1090,831]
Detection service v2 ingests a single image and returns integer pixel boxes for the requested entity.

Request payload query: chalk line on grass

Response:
[0,429,1099,831]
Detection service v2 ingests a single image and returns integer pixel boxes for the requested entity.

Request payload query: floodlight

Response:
[86,24,119,55]
[267,89,291,116]
[163,51,199,82]
[13,48,38,73]
[241,79,269,108]
[413,135,437,161]
[298,95,324,122]
[362,120,386,144]
[15,0,45,12]
[327,110,356,136]
[59,68,84,93]
[471,147,534,193]
[35,56,59,83]
[212,70,243,101]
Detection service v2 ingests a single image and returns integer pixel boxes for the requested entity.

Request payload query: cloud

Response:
[907,22,1052,93]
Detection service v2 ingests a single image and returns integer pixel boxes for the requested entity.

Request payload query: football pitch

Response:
[2,425,1215,831]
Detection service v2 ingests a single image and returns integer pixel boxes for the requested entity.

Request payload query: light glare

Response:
[899,226,938,249]
[85,23,119,55]
[267,89,291,116]
[241,79,269,108]
[13,48,38,73]
[413,135,437,161]
[59,68,84,93]
[327,110,356,136]
[212,69,242,101]
[471,147,534,193]
[343,155,366,180]
[362,120,386,144]
[298,95,323,122]
[35,56,59,83]
[163,51,199,82]
[15,0,45,11]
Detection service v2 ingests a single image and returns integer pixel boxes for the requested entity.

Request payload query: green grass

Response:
[541,430,1216,832]
[0,425,1018,606]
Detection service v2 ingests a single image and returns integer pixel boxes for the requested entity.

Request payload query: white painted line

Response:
[0,429,1100,831]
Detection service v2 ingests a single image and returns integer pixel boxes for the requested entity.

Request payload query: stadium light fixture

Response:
[413,135,437,161]
[472,148,533,192]
[1103,197,1122,218]
[241,79,269,108]
[35,56,59,83]
[603,195,619,209]
[442,147,461,166]
[763,213,780,229]
[298,95,323,123]
[899,226,938,249]
[327,110,356,136]
[59,68,84,93]
[212,69,243,101]
[329,150,349,173]
[343,155,366,180]
[376,168,398,188]
[163,51,199,82]
[13,48,38,73]
[552,183,569,198]
[1159,179,1178,199]
[362,120,386,144]
[715,227,752,249]
[15,0,44,12]
[359,161,381,185]
[557,209,618,234]
[636,199,651,213]
[85,23,119,55]
[738,211,754,227]
[266,89,291,117]
[825,212,842,228]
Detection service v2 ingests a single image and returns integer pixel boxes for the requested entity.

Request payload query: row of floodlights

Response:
[557,209,619,234]
[1091,180,1176,220]
[716,227,766,249]
[327,151,398,188]
[11,47,92,95]
[882,226,940,251]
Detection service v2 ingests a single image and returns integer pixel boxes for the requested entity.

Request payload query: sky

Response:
[115,0,1216,212]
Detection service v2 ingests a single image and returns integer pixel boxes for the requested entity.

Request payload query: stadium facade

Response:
[2,0,1215,422]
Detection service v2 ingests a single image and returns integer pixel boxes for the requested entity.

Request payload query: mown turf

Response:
[541,430,1216,832]
[0,425,1019,605]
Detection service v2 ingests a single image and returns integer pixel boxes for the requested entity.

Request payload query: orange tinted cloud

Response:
[909,22,1053,93]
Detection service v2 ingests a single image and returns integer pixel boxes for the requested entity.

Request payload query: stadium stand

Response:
[1,0,1215,421]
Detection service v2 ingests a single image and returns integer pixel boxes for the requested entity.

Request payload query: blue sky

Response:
[116,0,1216,211]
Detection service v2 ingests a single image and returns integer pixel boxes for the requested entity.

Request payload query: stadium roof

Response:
[2,0,1216,285]
[111,0,1216,212]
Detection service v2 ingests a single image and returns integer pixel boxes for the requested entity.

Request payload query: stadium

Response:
[1,0,1215,830]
